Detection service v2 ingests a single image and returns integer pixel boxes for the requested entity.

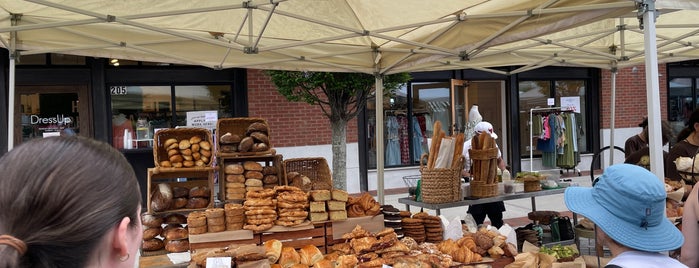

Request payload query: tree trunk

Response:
[331,119,347,190]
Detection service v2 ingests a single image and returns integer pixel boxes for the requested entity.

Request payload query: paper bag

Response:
[499,224,518,251]
[434,137,455,168]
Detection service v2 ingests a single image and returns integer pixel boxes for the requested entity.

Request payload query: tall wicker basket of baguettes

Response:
[419,154,465,204]
[152,128,214,173]
[469,132,499,198]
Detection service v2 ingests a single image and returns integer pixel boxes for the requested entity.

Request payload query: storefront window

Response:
[668,78,694,140]
[519,80,588,161]
[110,85,231,150]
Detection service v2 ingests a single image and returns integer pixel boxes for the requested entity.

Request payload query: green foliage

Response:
[266,70,411,121]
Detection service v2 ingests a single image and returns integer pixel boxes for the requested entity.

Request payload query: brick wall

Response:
[246,69,359,147]
[600,64,668,128]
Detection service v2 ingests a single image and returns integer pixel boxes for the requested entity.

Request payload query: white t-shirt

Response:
[462,138,502,173]
[607,251,687,268]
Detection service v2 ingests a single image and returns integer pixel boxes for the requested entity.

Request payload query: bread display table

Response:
[398,188,566,215]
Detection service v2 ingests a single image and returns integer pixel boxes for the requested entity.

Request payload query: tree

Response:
[266,71,411,190]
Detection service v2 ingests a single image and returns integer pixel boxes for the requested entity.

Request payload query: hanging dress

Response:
[385,116,401,166]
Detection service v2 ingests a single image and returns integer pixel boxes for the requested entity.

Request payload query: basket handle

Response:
[420,153,429,171]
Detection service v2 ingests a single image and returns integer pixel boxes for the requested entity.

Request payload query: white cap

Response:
[474,121,498,139]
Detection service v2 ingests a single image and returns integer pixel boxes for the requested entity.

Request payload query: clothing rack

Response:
[528,107,579,174]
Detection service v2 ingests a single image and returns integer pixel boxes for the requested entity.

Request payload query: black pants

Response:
[468,201,506,228]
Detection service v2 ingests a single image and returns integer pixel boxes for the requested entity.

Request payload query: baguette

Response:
[452,133,465,169]
[427,121,443,169]
[429,132,446,169]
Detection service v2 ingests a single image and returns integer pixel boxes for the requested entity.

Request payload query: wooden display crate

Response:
[189,230,261,250]
[325,215,385,246]
[218,154,283,203]
[146,168,215,214]
[153,128,214,169]
[216,117,275,157]
[260,222,329,253]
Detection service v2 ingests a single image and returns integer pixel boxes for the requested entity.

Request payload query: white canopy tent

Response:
[1,0,698,201]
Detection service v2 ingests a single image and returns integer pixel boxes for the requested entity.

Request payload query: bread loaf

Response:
[263,175,279,184]
[262,166,277,175]
[151,183,173,212]
[185,197,209,209]
[299,244,323,266]
[327,200,346,211]
[143,226,162,240]
[142,238,165,251]
[163,226,189,240]
[245,171,264,180]
[189,186,210,198]
[171,186,189,198]
[141,213,164,228]
[329,210,347,221]
[165,239,189,253]
[252,143,269,152]
[225,164,245,175]
[226,174,246,183]
[309,201,326,212]
[220,133,241,144]
[310,190,331,201]
[331,189,349,202]
[264,239,283,264]
[309,212,328,222]
[245,179,263,187]
[164,213,187,225]
[238,137,254,152]
[172,197,188,209]
[246,122,269,135]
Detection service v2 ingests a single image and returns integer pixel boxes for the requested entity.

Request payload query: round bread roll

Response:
[238,137,254,152]
[142,238,165,251]
[246,122,269,135]
[172,186,189,199]
[167,149,179,157]
[263,175,279,184]
[192,152,201,160]
[172,162,183,168]
[143,226,163,240]
[167,142,179,151]
[172,197,188,209]
[225,164,245,175]
[250,132,270,144]
[160,161,172,167]
[220,144,238,153]
[164,213,187,225]
[262,166,277,175]
[199,141,211,151]
[200,156,210,164]
[151,183,173,212]
[183,160,195,167]
[178,139,191,150]
[182,155,193,161]
[190,136,202,144]
[200,149,212,157]
[220,133,242,144]
[243,161,263,171]
[186,197,209,209]
[189,186,210,198]
[252,143,269,152]
[163,226,189,240]
[169,154,184,163]
[142,213,164,228]
[191,143,200,152]
[164,138,178,147]
[165,239,190,253]
[180,148,192,156]
[195,160,206,167]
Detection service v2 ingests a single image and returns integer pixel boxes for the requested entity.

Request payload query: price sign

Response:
[110,86,128,95]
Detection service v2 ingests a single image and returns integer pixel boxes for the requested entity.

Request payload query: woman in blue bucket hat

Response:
[564,164,686,267]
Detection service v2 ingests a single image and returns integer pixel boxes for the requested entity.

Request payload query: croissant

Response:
[457,236,484,256]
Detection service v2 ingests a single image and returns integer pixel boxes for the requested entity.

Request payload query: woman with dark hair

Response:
[666,108,699,192]
[624,117,648,158]
[0,136,142,268]
[625,120,675,169]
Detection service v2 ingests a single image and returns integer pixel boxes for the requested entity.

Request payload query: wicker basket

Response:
[216,117,274,157]
[153,128,214,168]
[470,180,498,198]
[419,154,464,204]
[469,148,499,184]
[283,157,333,189]
[524,180,542,192]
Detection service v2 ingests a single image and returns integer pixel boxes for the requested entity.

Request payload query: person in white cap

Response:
[565,164,686,268]
[462,121,507,228]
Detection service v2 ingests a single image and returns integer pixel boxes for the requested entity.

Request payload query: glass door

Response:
[14,86,91,145]
[450,79,468,135]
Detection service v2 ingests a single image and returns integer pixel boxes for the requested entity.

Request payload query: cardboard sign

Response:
[186,110,218,130]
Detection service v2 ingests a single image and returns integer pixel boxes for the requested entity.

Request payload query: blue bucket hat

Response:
[564,164,683,252]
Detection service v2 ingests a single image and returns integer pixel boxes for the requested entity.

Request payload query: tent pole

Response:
[375,75,385,204]
[609,68,616,165]
[641,0,663,180]
[7,52,15,151]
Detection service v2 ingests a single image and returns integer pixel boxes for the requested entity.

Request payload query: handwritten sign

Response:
[560,96,581,113]
[186,111,218,130]
[206,257,231,268]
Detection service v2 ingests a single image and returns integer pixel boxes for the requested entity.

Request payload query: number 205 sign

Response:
[110,86,128,95]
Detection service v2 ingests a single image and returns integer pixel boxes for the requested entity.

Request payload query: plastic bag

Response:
[463,213,478,233]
